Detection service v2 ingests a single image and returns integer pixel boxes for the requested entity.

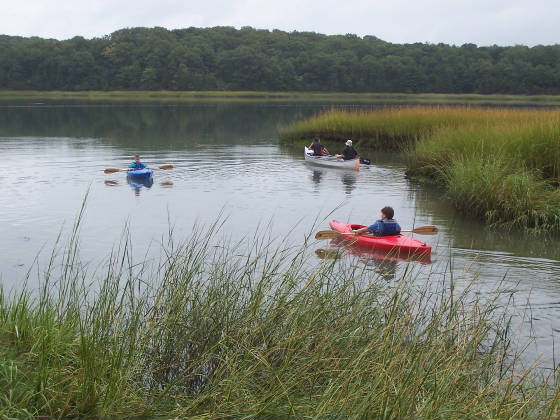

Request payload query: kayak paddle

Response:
[104,164,174,174]
[315,225,438,240]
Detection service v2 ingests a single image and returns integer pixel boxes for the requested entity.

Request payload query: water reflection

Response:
[315,238,431,282]
[0,103,330,148]
[341,172,357,195]
[126,175,154,196]
[308,167,359,195]
[311,169,323,191]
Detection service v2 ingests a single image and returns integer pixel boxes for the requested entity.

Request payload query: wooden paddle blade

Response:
[354,158,360,171]
[104,168,122,174]
[408,225,438,235]
[158,164,174,170]
[315,230,357,240]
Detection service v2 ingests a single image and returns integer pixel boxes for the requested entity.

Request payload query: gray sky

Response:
[3,0,559,46]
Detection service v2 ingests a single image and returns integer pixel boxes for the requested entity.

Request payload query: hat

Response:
[345,140,352,146]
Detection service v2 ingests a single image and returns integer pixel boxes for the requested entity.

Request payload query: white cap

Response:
[345,140,352,146]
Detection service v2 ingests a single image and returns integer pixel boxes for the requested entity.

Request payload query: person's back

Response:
[369,218,401,236]
[353,206,401,237]
[337,140,358,160]
[341,145,357,160]
[311,141,324,156]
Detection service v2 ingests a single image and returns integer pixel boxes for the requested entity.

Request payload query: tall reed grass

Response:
[280,106,560,231]
[278,106,514,149]
[1,217,560,418]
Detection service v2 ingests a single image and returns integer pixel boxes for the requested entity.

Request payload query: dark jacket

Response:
[341,145,358,160]
[311,141,326,156]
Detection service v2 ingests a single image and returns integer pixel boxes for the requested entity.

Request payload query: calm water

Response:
[1,102,559,363]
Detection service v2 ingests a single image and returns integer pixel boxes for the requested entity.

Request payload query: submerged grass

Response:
[1,216,560,419]
[280,106,560,232]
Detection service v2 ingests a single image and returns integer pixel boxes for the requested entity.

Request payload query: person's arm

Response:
[323,147,330,155]
[354,221,380,236]
[353,227,368,235]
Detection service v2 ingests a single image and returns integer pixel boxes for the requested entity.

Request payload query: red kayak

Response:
[329,220,432,257]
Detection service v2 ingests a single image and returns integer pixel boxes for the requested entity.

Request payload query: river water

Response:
[1,102,559,364]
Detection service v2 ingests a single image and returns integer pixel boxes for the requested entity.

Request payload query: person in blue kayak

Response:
[129,154,147,170]
[308,137,329,156]
[335,139,358,160]
[352,206,401,237]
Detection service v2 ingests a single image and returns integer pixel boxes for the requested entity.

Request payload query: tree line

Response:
[1,26,559,94]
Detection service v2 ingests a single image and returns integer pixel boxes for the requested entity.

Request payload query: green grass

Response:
[4,90,560,105]
[279,106,484,149]
[1,214,560,419]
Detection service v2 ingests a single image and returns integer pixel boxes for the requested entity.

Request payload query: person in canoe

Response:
[335,139,358,160]
[352,206,401,237]
[308,137,329,156]
[129,154,147,170]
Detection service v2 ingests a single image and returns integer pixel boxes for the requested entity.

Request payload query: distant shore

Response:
[3,90,560,105]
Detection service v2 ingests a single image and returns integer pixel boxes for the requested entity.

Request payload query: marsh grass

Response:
[278,106,511,149]
[1,215,560,419]
[281,106,560,231]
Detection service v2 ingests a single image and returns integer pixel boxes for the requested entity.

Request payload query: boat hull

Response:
[127,168,153,180]
[329,220,432,257]
[304,147,358,169]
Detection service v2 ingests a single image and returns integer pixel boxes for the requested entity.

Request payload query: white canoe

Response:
[304,147,359,169]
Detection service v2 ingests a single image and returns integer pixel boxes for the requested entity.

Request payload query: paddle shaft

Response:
[104,164,173,174]
[315,225,438,240]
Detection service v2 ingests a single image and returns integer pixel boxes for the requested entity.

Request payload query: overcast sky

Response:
[3,0,559,47]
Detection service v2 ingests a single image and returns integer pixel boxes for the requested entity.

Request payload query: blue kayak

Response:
[127,168,153,180]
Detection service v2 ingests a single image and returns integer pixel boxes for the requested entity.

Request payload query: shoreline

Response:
[3,90,560,105]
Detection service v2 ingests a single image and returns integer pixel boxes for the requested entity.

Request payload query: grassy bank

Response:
[4,90,560,105]
[279,107,560,232]
[1,221,560,418]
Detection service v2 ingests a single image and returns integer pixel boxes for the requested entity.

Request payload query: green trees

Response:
[2,26,560,94]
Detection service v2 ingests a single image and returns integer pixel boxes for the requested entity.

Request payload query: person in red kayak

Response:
[308,137,329,156]
[353,206,401,237]
[129,154,147,170]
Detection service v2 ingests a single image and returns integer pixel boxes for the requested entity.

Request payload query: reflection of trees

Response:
[0,103,324,149]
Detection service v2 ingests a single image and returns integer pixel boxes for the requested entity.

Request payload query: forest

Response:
[1,26,559,93]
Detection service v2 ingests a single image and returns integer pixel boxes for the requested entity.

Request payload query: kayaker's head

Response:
[381,206,394,220]
[345,139,352,146]
[134,154,141,162]
[314,136,320,143]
